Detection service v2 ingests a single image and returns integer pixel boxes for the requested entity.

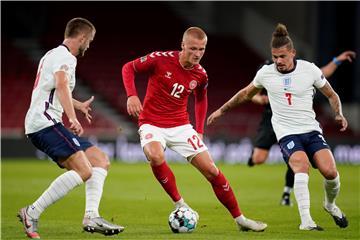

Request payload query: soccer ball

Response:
[168,207,198,233]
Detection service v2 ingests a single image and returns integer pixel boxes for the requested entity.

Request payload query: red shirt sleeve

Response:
[121,54,156,97]
[122,61,138,97]
[194,81,208,134]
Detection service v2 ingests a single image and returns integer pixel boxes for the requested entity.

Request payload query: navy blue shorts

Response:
[278,131,330,168]
[27,123,93,168]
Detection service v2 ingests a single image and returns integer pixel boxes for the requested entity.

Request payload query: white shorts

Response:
[138,124,208,161]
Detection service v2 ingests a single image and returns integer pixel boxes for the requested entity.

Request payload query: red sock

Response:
[210,171,241,218]
[151,161,181,202]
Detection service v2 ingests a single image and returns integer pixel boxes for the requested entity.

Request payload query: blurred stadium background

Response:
[2,1,360,164]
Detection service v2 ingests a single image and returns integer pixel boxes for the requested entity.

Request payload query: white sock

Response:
[85,167,107,218]
[174,198,187,208]
[324,172,340,209]
[28,170,83,219]
[235,214,247,224]
[284,186,293,194]
[294,173,314,226]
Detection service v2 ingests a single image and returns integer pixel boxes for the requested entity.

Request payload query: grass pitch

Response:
[1,159,359,239]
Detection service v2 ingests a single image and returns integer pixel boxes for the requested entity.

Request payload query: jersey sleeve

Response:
[52,54,76,80]
[194,74,208,134]
[132,52,159,73]
[252,66,265,88]
[311,63,327,89]
[122,52,159,97]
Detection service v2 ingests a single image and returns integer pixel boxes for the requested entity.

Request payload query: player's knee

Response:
[323,168,338,180]
[252,154,267,164]
[99,151,110,169]
[90,149,110,170]
[146,151,165,165]
[79,165,93,181]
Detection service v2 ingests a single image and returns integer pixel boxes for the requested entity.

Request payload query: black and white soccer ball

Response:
[168,206,198,233]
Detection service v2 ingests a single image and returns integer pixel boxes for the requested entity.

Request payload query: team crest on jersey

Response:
[165,71,172,79]
[60,64,69,71]
[287,140,295,150]
[283,77,291,90]
[189,80,198,90]
[140,56,147,63]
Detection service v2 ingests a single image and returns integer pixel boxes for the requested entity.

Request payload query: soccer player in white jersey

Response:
[207,23,348,231]
[18,18,124,239]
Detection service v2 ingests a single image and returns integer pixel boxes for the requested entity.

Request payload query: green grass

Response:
[1,159,359,239]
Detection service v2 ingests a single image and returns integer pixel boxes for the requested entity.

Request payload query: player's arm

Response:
[207,82,261,125]
[72,96,94,124]
[318,82,348,132]
[251,92,269,105]
[54,71,83,136]
[122,54,155,118]
[194,85,208,139]
[320,51,356,78]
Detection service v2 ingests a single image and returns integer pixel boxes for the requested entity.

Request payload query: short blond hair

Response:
[183,27,207,41]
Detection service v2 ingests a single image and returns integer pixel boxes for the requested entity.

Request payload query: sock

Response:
[283,186,292,195]
[285,164,295,188]
[209,171,241,218]
[85,167,107,218]
[27,170,83,219]
[293,173,314,226]
[151,161,181,202]
[324,172,340,209]
[234,214,247,225]
[175,198,187,209]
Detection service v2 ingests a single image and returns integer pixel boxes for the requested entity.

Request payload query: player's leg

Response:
[18,124,91,238]
[280,164,294,206]
[248,108,274,166]
[313,149,348,228]
[143,141,182,203]
[279,134,322,230]
[190,151,267,232]
[250,148,270,165]
[82,146,125,235]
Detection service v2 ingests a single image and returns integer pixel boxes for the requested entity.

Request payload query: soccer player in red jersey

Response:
[122,27,267,232]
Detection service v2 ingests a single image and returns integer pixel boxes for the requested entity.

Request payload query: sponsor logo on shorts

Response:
[72,138,80,146]
[287,140,295,149]
[145,133,153,140]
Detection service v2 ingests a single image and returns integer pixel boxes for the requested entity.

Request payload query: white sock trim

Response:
[85,167,108,218]
[29,170,83,219]
[294,173,313,225]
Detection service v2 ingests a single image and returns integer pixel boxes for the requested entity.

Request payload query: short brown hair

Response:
[271,23,294,50]
[64,17,95,38]
[183,27,207,41]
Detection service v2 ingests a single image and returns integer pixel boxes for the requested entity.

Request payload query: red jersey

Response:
[122,51,208,133]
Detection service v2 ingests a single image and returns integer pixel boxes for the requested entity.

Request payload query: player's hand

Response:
[197,133,203,140]
[207,109,223,126]
[69,118,84,136]
[79,96,94,124]
[127,96,143,118]
[335,114,348,132]
[336,51,356,63]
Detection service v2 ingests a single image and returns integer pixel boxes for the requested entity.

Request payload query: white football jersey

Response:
[25,45,77,134]
[253,60,327,140]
